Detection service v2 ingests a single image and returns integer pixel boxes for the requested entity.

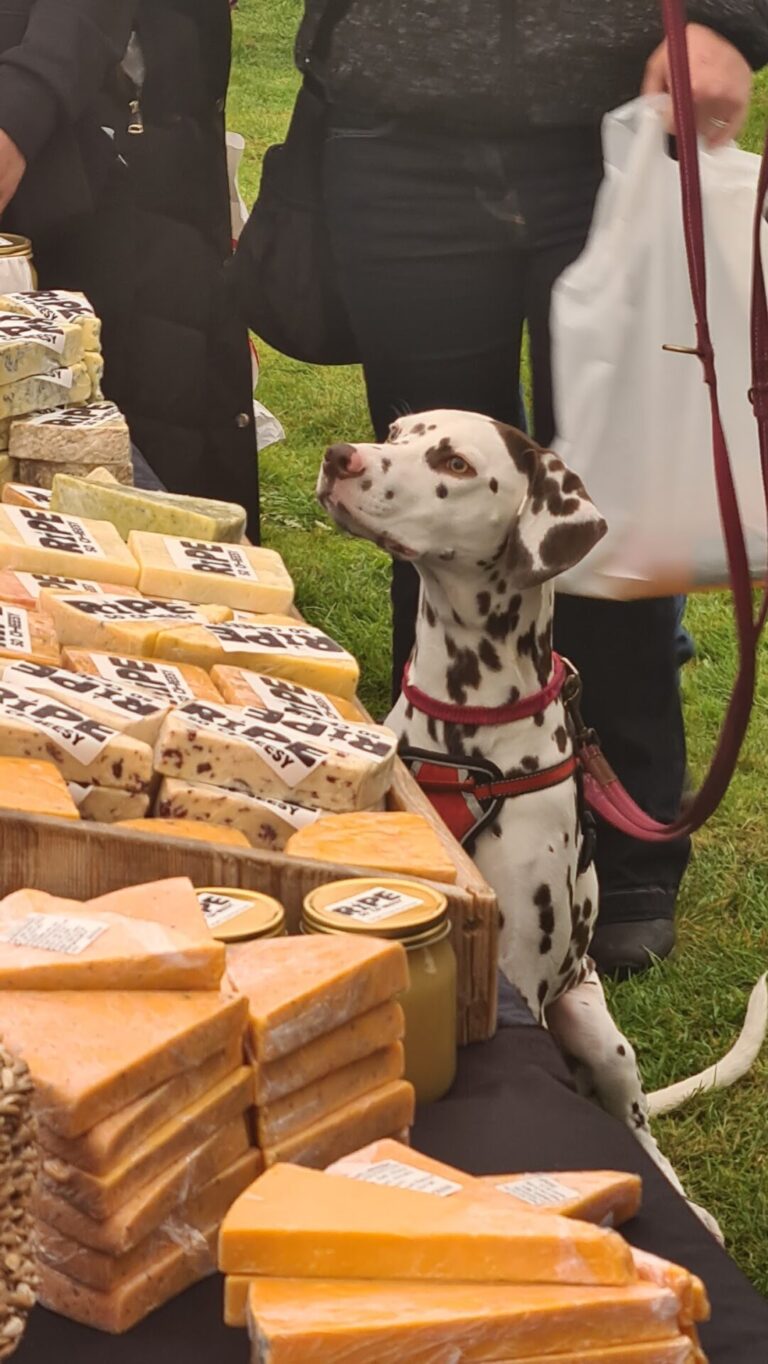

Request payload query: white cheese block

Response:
[38,591,229,657]
[0,365,91,420]
[0,662,172,745]
[127,532,295,615]
[0,506,139,585]
[156,615,360,699]
[0,312,83,383]
[9,401,130,465]
[0,681,153,790]
[155,778,321,850]
[0,291,101,351]
[2,483,52,509]
[0,571,128,610]
[154,700,396,811]
[68,784,151,823]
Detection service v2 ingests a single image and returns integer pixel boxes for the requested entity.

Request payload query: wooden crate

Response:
[0,757,499,1045]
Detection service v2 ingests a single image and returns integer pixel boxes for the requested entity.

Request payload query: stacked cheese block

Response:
[0,877,258,1333]
[219,1140,711,1363]
[226,934,414,1169]
[0,291,135,499]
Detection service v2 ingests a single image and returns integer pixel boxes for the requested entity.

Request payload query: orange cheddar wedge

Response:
[0,755,80,820]
[285,811,458,884]
[253,1001,405,1105]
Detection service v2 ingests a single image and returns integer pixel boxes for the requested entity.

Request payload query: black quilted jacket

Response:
[297,1,768,131]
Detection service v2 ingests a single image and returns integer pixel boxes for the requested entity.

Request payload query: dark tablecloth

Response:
[15,1022,768,1363]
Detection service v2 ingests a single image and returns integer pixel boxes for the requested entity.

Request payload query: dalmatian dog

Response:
[318,408,766,1238]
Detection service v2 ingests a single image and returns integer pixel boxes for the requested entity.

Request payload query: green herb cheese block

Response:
[49,476,248,544]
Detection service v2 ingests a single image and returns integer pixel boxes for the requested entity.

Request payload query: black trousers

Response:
[324,115,690,923]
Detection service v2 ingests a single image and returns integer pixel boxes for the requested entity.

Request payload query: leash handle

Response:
[579,0,768,843]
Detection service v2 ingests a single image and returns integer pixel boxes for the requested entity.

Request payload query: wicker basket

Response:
[0,1045,37,1358]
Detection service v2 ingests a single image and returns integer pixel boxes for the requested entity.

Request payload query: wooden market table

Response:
[15,1012,768,1364]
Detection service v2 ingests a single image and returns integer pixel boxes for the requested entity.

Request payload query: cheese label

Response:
[0,682,118,762]
[2,912,108,956]
[494,1175,580,1207]
[22,401,121,430]
[338,1160,462,1198]
[3,508,104,557]
[268,710,394,762]
[2,663,163,721]
[0,605,31,657]
[39,367,75,390]
[257,796,322,830]
[7,486,52,509]
[324,885,424,924]
[15,573,105,600]
[197,892,254,930]
[179,700,327,789]
[91,655,195,704]
[0,315,67,353]
[244,673,344,722]
[59,596,207,624]
[3,289,96,323]
[162,537,259,582]
[208,622,348,659]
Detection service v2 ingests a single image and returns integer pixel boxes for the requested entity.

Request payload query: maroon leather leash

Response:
[574,0,768,843]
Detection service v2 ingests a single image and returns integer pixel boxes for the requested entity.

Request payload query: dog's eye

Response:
[446,455,471,476]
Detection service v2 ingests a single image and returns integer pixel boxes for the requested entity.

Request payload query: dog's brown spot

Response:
[517,621,553,686]
[493,422,539,481]
[537,979,549,1008]
[562,470,586,495]
[491,822,502,838]
[425,437,455,468]
[405,702,414,721]
[361,478,372,492]
[486,593,522,643]
[489,477,499,493]
[617,1044,626,1057]
[496,579,507,594]
[539,519,607,572]
[427,715,439,744]
[508,685,521,704]
[411,422,426,436]
[442,723,468,757]
[381,457,391,472]
[436,483,448,499]
[476,591,491,616]
[446,646,481,705]
[521,755,539,772]
[534,711,545,727]
[452,608,464,627]
[423,600,436,628]
[505,521,535,581]
[563,831,570,845]
[385,490,394,500]
[478,638,501,672]
[554,725,568,753]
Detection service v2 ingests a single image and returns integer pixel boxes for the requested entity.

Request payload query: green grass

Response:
[229,3,768,1288]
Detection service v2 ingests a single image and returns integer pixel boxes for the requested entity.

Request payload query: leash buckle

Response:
[559,656,599,753]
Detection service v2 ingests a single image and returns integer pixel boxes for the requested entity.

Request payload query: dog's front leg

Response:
[546,971,724,1242]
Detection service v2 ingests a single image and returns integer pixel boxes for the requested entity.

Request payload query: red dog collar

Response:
[401,653,568,727]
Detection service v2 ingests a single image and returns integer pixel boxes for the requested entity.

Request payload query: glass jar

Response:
[0,234,36,290]
[302,877,457,1105]
[196,888,286,944]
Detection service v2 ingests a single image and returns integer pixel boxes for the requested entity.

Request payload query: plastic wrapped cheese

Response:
[0,988,248,1135]
[254,1001,405,1105]
[212,666,362,723]
[39,1067,252,1218]
[155,777,321,851]
[226,934,408,1062]
[38,589,228,657]
[0,506,138,584]
[128,531,295,615]
[156,615,360,699]
[0,888,225,991]
[262,1080,415,1171]
[257,1044,405,1146]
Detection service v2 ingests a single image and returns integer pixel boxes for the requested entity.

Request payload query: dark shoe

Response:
[590,918,676,981]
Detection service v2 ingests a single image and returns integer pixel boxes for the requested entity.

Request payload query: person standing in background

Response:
[297,2,767,976]
[0,0,259,535]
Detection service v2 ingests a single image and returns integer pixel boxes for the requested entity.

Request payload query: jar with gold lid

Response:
[0,234,36,290]
[302,877,457,1105]
[196,888,286,944]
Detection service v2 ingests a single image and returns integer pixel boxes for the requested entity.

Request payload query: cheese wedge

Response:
[262,1081,414,1170]
[2,482,53,509]
[226,934,409,1062]
[0,681,153,790]
[156,615,360,699]
[40,1067,253,1218]
[254,1001,405,1105]
[86,877,212,939]
[0,603,59,664]
[631,1249,710,1328]
[9,400,129,465]
[0,311,83,380]
[0,571,127,610]
[0,289,102,351]
[219,1162,636,1283]
[0,755,80,820]
[0,660,172,744]
[128,531,295,615]
[0,989,248,1136]
[34,1117,253,1254]
[0,364,91,419]
[483,1345,697,1364]
[38,1040,243,1173]
[38,589,228,656]
[50,476,247,543]
[0,505,138,583]
[115,817,252,848]
[258,1045,405,1146]
[68,784,150,822]
[212,666,361,723]
[62,647,224,705]
[37,1224,219,1333]
[0,888,225,991]
[286,812,458,884]
[154,700,396,812]
[36,1150,260,1294]
[155,777,322,850]
[234,1278,683,1362]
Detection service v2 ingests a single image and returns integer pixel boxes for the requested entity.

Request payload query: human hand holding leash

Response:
[642,22,752,146]
[0,130,26,214]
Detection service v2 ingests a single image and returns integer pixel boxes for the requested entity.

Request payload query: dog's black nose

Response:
[323,443,365,481]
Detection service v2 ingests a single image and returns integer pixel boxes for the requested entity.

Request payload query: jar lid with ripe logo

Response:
[196,888,285,943]
[302,877,449,948]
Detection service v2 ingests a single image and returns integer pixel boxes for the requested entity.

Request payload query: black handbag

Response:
[226,0,359,365]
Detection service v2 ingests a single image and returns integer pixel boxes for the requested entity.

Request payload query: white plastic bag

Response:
[553,98,768,599]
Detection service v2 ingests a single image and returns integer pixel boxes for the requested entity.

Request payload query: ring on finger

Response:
[708,116,729,130]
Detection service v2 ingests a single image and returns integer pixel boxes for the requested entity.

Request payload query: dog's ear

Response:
[496,425,607,588]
